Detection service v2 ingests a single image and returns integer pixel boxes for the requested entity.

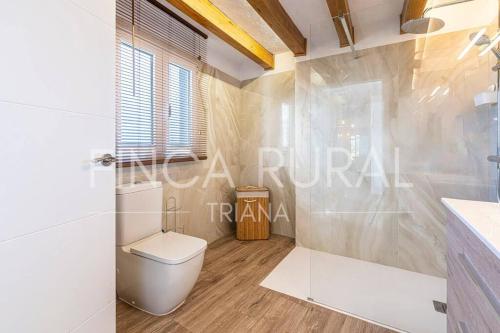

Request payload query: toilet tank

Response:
[116,181,163,246]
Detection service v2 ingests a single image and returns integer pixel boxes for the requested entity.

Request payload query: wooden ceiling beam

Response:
[165,0,274,69]
[247,0,307,56]
[325,0,355,48]
[400,0,427,34]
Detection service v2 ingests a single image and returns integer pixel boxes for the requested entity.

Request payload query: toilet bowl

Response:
[116,181,207,316]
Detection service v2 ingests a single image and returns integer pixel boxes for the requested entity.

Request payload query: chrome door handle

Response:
[487,155,500,163]
[93,154,117,166]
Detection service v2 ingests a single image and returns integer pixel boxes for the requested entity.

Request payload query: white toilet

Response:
[116,181,207,316]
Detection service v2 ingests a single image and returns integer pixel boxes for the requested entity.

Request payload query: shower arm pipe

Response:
[339,14,359,58]
[422,0,474,16]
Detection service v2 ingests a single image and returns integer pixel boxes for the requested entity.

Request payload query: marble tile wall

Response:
[296,27,499,278]
[117,66,299,243]
[116,27,497,260]
[240,71,296,238]
[118,65,241,244]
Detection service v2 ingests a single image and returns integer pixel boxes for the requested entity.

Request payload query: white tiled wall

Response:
[0,103,115,241]
[0,0,115,118]
[73,300,116,333]
[0,214,115,332]
[0,0,116,332]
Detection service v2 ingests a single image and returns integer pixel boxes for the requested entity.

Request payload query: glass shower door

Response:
[298,2,499,331]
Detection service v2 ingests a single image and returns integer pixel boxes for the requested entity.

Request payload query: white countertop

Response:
[442,198,500,258]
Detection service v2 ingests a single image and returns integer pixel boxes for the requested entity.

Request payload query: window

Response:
[115,31,207,167]
[115,0,208,167]
[168,63,192,149]
[119,43,154,146]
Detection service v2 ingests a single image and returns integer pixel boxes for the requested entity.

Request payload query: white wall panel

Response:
[0,102,115,242]
[0,0,115,118]
[0,213,115,332]
[70,0,116,27]
[0,0,116,331]
[73,300,116,333]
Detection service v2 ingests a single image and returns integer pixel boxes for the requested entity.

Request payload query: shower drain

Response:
[433,300,447,314]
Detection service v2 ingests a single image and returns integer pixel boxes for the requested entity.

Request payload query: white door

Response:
[0,0,116,332]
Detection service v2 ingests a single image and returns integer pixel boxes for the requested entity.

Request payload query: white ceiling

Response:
[160,0,499,81]
[282,0,498,60]
[210,0,289,53]
[209,0,406,55]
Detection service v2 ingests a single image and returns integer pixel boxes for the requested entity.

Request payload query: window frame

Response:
[116,28,206,167]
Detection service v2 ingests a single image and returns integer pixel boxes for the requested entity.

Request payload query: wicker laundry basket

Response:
[235,186,270,240]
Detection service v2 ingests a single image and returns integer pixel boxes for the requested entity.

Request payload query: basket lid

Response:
[236,185,268,192]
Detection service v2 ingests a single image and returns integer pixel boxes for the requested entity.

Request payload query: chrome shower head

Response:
[470,32,491,46]
[401,17,445,34]
[401,0,473,35]
[469,31,500,61]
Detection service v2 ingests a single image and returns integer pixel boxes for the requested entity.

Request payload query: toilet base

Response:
[116,234,205,316]
[119,297,186,317]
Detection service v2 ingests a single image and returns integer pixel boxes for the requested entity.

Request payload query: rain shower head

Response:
[401,17,445,34]
[401,0,474,35]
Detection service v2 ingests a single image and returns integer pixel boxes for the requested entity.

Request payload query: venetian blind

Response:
[116,0,208,166]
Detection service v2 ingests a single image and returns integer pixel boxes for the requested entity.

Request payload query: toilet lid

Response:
[130,232,207,265]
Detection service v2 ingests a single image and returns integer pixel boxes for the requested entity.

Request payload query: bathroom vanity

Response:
[442,198,500,333]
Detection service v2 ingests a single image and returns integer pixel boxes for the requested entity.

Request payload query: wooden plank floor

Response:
[117,235,395,333]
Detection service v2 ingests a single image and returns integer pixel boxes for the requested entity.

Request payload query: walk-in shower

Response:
[261,1,499,332]
[298,2,499,332]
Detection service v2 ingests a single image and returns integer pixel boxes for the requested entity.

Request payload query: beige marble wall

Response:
[116,28,497,258]
[116,66,300,243]
[118,66,241,244]
[296,27,499,278]
[240,71,296,237]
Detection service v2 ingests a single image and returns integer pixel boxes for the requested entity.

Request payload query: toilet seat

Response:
[130,231,207,265]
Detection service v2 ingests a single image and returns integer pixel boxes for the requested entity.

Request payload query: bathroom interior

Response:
[2,0,500,332]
